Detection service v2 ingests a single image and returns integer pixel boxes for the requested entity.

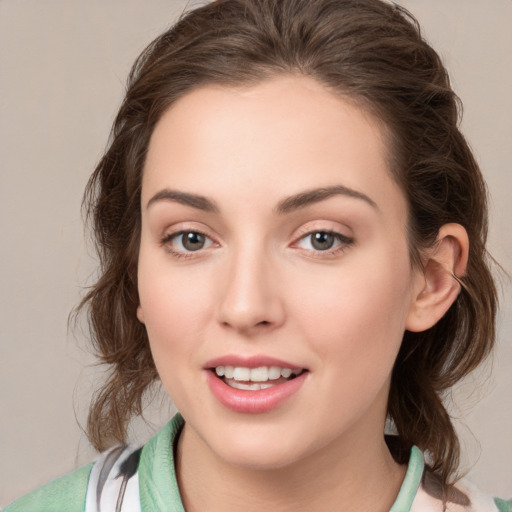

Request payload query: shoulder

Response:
[85,444,142,512]
[494,498,512,512]
[398,445,511,512]
[413,472,511,512]
[3,463,94,512]
[454,479,512,512]
[3,444,142,512]
[3,416,185,512]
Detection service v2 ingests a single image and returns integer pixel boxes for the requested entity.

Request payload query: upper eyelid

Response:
[293,230,354,247]
[291,223,355,251]
[159,226,218,253]
[161,230,218,259]
[293,221,353,240]
[161,230,351,261]
[162,229,217,245]
[158,222,354,245]
[290,233,353,260]
[296,227,352,238]
[161,222,217,239]
[163,227,210,238]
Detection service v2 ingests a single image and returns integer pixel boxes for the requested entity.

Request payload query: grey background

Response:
[1,0,510,505]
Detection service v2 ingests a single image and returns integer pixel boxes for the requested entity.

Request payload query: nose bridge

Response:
[216,237,284,333]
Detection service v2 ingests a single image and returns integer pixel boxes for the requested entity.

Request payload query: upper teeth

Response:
[215,366,301,382]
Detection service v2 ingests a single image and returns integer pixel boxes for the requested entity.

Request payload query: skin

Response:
[137,75,467,512]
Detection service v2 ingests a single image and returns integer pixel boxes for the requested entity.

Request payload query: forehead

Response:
[142,75,405,221]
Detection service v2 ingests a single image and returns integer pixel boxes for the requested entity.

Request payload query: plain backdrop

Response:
[1,0,511,506]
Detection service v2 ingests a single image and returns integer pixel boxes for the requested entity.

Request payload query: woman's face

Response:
[137,76,424,469]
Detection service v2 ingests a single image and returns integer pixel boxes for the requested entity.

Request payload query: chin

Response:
[200,421,317,471]
[217,442,303,471]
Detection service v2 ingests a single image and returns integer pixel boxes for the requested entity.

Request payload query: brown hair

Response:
[79,0,497,487]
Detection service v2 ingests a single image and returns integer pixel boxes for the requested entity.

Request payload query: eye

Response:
[295,231,353,253]
[162,230,215,254]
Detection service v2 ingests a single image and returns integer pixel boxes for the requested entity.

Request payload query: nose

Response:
[216,247,285,336]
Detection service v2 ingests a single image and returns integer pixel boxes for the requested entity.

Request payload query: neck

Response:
[176,420,406,512]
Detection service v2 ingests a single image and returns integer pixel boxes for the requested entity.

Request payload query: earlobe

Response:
[406,223,469,333]
[137,305,145,324]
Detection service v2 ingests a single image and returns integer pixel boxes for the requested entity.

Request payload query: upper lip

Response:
[204,354,305,370]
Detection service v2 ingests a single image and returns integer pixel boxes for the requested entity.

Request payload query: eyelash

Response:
[160,230,216,260]
[160,229,354,259]
[292,230,354,258]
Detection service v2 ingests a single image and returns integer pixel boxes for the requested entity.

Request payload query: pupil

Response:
[312,232,334,251]
[183,232,205,251]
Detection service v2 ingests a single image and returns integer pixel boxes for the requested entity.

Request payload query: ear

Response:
[406,223,469,332]
[137,305,145,324]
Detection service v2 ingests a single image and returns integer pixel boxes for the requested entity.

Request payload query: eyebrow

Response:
[146,185,377,214]
[147,189,220,213]
[275,185,378,214]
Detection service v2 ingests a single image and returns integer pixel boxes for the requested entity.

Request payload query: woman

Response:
[5,0,510,510]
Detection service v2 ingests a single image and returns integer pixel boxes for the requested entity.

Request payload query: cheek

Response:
[291,252,413,363]
[137,256,214,361]
[289,259,412,427]
[137,259,214,408]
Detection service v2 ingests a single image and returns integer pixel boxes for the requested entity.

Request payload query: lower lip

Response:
[205,371,308,414]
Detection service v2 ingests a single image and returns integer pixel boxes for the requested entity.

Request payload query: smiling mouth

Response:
[212,366,305,391]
